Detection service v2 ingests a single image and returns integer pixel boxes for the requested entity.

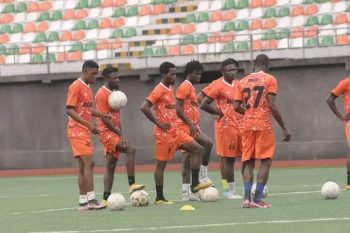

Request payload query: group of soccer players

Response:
[66,53,294,210]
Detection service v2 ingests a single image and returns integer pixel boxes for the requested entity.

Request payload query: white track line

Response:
[28,217,350,233]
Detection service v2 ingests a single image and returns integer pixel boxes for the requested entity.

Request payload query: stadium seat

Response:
[1,24,12,34]
[100,18,112,29]
[60,31,73,41]
[69,51,82,61]
[236,0,249,9]
[76,0,89,9]
[336,34,349,45]
[277,28,291,39]
[290,27,303,38]
[90,0,102,8]
[236,41,249,51]
[209,11,222,22]
[334,13,348,25]
[195,33,208,44]
[263,8,277,18]
[152,4,165,15]
[48,32,60,42]
[142,47,154,57]
[32,54,44,63]
[74,20,87,30]
[181,35,194,45]
[305,26,318,37]
[250,19,263,30]
[222,42,235,52]
[183,13,196,23]
[291,5,304,17]
[139,5,152,16]
[76,9,88,19]
[40,1,52,11]
[221,32,234,42]
[51,10,63,21]
[28,2,40,12]
[262,29,277,40]
[320,15,333,25]
[126,7,138,17]
[113,18,125,27]
[183,24,196,34]
[305,16,319,26]
[252,40,262,50]
[111,28,124,38]
[63,10,75,20]
[222,22,235,32]
[277,7,290,17]
[16,2,27,13]
[155,46,167,56]
[320,36,334,46]
[222,0,236,10]
[236,21,249,31]
[124,27,137,38]
[2,3,15,13]
[305,4,318,15]
[305,37,318,47]
[84,41,97,51]
[264,0,277,7]
[182,45,194,55]
[263,18,277,29]
[222,11,236,21]
[34,32,47,43]
[115,0,127,7]
[250,0,263,8]
[208,32,221,43]
[113,8,126,17]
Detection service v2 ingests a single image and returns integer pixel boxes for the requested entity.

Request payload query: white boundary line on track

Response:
[28,217,350,233]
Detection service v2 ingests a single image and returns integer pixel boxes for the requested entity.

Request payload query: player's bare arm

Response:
[233,100,245,115]
[176,99,199,137]
[140,100,171,131]
[92,109,111,119]
[267,94,291,142]
[200,96,223,117]
[66,106,99,134]
[327,93,350,121]
[101,117,122,136]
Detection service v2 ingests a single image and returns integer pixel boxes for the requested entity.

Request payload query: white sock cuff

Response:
[87,191,96,201]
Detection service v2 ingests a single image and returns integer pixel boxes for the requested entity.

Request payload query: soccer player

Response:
[140,62,212,204]
[234,54,291,208]
[66,60,107,211]
[200,58,243,199]
[176,60,213,201]
[327,75,350,190]
[95,67,145,207]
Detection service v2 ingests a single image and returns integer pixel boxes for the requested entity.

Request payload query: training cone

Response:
[180,205,195,211]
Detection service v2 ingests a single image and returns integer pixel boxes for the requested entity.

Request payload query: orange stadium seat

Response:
[182,45,194,55]
[100,18,112,29]
[0,55,5,64]
[0,34,9,44]
[153,4,165,15]
[291,5,304,16]
[264,0,276,7]
[183,24,196,34]
[113,18,125,27]
[97,39,110,50]
[252,40,262,50]
[63,10,75,20]
[73,31,86,41]
[290,27,303,38]
[250,19,263,30]
[222,11,236,21]
[305,4,318,15]
[27,2,40,12]
[115,0,127,7]
[221,32,234,43]
[167,46,180,56]
[60,31,73,41]
[24,23,36,33]
[102,0,113,7]
[250,0,263,8]
[208,32,221,43]
[36,22,49,33]
[263,18,277,29]
[1,13,14,24]
[168,24,182,35]
[40,1,52,11]
[335,13,348,24]
[336,34,349,45]
[111,39,122,49]
[57,52,68,62]
[263,39,277,49]
[20,43,31,54]
[32,43,45,54]
[76,9,88,19]
[69,51,82,61]
[139,5,152,16]
[305,26,318,37]
[209,11,222,22]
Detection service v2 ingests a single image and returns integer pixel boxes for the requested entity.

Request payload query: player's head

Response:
[159,61,176,86]
[220,58,239,81]
[184,60,203,84]
[254,54,270,72]
[102,67,119,90]
[82,60,99,84]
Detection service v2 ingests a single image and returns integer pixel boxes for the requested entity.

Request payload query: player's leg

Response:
[242,159,255,208]
[195,132,213,183]
[251,158,272,208]
[220,157,230,196]
[347,153,350,190]
[223,157,241,199]
[76,157,88,211]
[154,159,173,204]
[102,154,117,205]
[181,152,199,201]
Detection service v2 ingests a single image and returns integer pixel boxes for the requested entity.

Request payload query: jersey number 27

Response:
[242,86,264,109]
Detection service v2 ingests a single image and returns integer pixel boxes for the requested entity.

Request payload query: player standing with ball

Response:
[95,67,145,207]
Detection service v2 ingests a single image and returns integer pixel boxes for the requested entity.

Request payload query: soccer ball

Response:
[321,181,340,199]
[107,193,127,211]
[199,187,219,202]
[130,190,149,207]
[108,91,127,110]
[251,183,268,198]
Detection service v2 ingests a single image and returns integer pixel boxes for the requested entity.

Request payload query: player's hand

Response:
[189,124,200,138]
[212,114,220,120]
[341,114,350,121]
[88,123,99,134]
[103,113,112,119]
[156,121,171,132]
[282,128,291,142]
[120,139,129,148]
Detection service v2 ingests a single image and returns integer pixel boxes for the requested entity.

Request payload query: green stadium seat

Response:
[1,25,12,34]
[51,11,63,21]
[15,2,27,13]
[8,45,19,55]
[222,42,235,52]
[155,46,167,56]
[347,4,350,12]
[320,15,333,25]
[303,0,315,4]
[124,27,136,38]
[87,19,99,29]
[48,32,59,42]
[222,22,235,32]
[236,41,249,51]
[180,35,195,45]
[37,12,50,22]
[74,20,87,30]
[89,0,101,8]
[315,0,328,3]
[183,13,196,23]
[263,8,277,18]
[305,37,318,47]
[277,28,291,39]
[277,7,290,17]
[84,41,97,51]
[142,47,154,57]
[164,0,176,3]
[76,0,89,9]
[111,28,124,38]
[195,33,208,44]
[235,21,249,31]
[47,53,56,63]
[70,42,83,52]
[197,12,209,23]
[126,7,138,17]
[113,8,126,17]
[2,4,15,13]
[222,0,236,10]
[262,29,277,40]
[321,36,334,46]
[34,33,47,43]
[305,16,319,26]
[0,45,7,55]
[236,0,249,9]
[12,24,23,34]
[32,54,44,63]
[151,0,164,4]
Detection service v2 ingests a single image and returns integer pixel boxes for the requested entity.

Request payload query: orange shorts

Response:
[155,130,193,161]
[216,125,242,158]
[99,131,121,159]
[68,136,93,157]
[177,124,201,138]
[214,120,223,155]
[241,130,275,161]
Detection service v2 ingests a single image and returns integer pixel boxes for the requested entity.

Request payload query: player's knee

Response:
[194,144,204,155]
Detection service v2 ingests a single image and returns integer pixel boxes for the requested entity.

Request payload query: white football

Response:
[199,187,219,202]
[107,193,126,211]
[108,91,127,110]
[321,181,340,199]
[130,190,149,207]
[251,183,268,198]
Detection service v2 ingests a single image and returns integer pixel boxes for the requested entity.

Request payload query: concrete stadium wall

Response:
[0,57,350,169]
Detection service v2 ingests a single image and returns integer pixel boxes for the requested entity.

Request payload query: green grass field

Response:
[1,167,350,233]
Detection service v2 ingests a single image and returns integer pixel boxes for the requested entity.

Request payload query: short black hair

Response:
[102,67,118,77]
[184,60,203,76]
[254,54,269,67]
[82,60,99,72]
[159,62,176,75]
[221,58,239,70]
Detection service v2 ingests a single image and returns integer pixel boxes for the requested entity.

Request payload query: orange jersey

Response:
[95,86,121,133]
[201,77,223,97]
[235,71,278,131]
[176,80,200,126]
[206,78,242,128]
[147,83,179,143]
[331,77,350,114]
[66,79,93,137]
